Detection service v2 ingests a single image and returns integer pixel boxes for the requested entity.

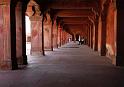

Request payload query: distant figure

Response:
[69,38,71,42]
[78,37,84,45]
[78,37,81,45]
[81,38,84,45]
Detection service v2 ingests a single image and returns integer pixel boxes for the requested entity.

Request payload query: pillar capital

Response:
[0,1,10,6]
[95,15,99,23]
[43,13,52,25]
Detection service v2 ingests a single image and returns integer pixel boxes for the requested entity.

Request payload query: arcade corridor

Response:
[0,42,124,87]
[0,0,124,86]
[0,0,124,69]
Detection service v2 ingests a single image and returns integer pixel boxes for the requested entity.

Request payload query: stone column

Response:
[65,32,67,43]
[100,18,106,56]
[60,27,62,46]
[44,13,53,51]
[116,0,124,66]
[94,15,99,51]
[89,25,92,47]
[74,34,76,43]
[62,31,64,45]
[88,25,90,47]
[61,29,63,45]
[64,31,66,44]
[90,24,93,48]
[42,15,45,56]
[0,2,16,70]
[16,2,23,65]
[92,23,95,50]
[22,3,27,65]
[11,3,18,70]
[87,27,89,46]
[51,22,53,51]
[57,26,61,47]
[62,30,65,45]
[100,12,107,56]
[85,25,88,45]
[56,25,59,48]
[53,20,58,48]
[30,15,43,55]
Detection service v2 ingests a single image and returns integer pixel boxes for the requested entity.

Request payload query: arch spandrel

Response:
[26,0,41,17]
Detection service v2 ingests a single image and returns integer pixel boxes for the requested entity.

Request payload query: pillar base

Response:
[31,52,44,56]
[100,49,106,56]
[23,55,28,65]
[93,46,98,51]
[94,49,98,51]
[17,56,23,65]
[116,55,124,66]
[111,56,116,65]
[57,44,59,48]
[99,51,106,56]
[45,49,53,51]
[0,60,12,70]
[11,59,18,70]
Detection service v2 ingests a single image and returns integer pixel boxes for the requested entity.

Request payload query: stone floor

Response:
[0,42,124,87]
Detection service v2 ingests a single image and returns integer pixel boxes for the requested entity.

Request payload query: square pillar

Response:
[100,14,107,56]
[53,20,58,48]
[90,25,93,49]
[0,2,14,70]
[94,16,99,51]
[116,0,124,66]
[16,2,23,65]
[88,25,90,46]
[30,16,43,55]
[58,27,62,46]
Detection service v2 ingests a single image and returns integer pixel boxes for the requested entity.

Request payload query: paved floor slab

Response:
[0,42,124,87]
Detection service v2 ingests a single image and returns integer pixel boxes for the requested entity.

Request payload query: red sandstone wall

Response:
[92,24,95,50]
[53,20,58,48]
[58,26,61,46]
[16,2,23,64]
[0,5,4,66]
[61,30,67,45]
[44,13,52,50]
[98,16,102,52]
[106,3,116,58]
[30,16,42,55]
[63,31,67,44]
[0,3,11,69]
[61,30,63,45]
[44,24,52,50]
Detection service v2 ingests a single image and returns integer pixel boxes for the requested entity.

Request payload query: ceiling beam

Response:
[64,22,88,25]
[56,9,95,17]
[61,17,89,24]
[65,24,86,29]
[48,1,98,9]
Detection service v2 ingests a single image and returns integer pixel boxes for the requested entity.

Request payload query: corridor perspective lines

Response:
[0,42,124,87]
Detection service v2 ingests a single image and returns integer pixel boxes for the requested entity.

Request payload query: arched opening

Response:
[25,16,31,55]
[26,0,43,56]
[13,0,42,67]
